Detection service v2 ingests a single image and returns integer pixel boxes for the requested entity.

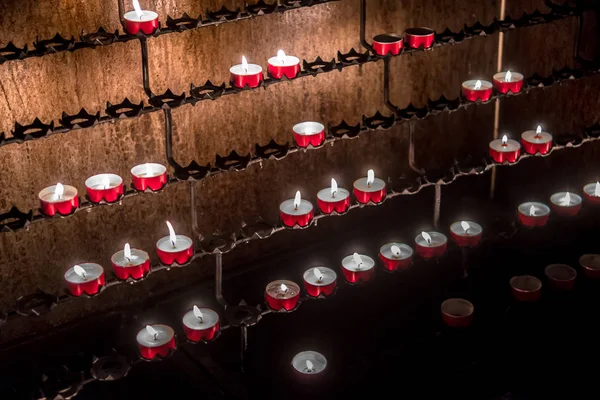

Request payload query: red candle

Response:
[156,221,194,265]
[440,298,474,328]
[230,56,263,89]
[111,243,151,280]
[182,306,220,342]
[303,267,337,298]
[317,178,351,214]
[372,33,403,56]
[510,275,542,302]
[265,280,300,311]
[291,351,327,384]
[379,242,413,271]
[280,191,314,227]
[353,169,386,204]
[462,79,493,102]
[267,50,300,79]
[124,0,159,35]
[64,263,105,296]
[449,221,482,248]
[518,202,550,227]
[131,163,167,191]
[521,126,552,155]
[492,71,524,94]
[85,173,124,204]
[341,253,375,283]
[489,135,521,163]
[579,254,600,278]
[583,182,600,205]
[293,121,325,148]
[404,27,435,49]
[137,324,176,360]
[549,192,582,217]
[415,231,447,259]
[544,264,577,290]
[38,183,79,216]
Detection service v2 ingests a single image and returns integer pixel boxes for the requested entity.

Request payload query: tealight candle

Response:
[521,125,553,155]
[462,79,493,102]
[549,192,582,217]
[404,27,435,49]
[131,163,167,191]
[492,70,524,94]
[156,221,194,265]
[293,121,326,148]
[449,221,483,248]
[85,173,124,203]
[582,182,600,205]
[518,202,550,227]
[440,298,474,328]
[267,50,300,79]
[544,264,577,290]
[136,324,176,360]
[230,56,263,89]
[111,243,151,280]
[317,178,351,214]
[64,263,105,296]
[303,267,337,298]
[372,33,403,56]
[124,0,159,35]
[353,169,386,204]
[291,351,327,383]
[265,280,301,311]
[489,135,521,163]
[379,242,413,271]
[38,183,79,216]
[579,254,600,278]
[280,191,314,227]
[341,253,375,283]
[510,275,542,302]
[182,306,220,342]
[414,231,447,259]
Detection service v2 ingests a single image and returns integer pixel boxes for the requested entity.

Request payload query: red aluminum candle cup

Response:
[518,202,550,227]
[489,136,521,163]
[492,71,524,94]
[265,280,300,311]
[230,60,263,89]
[293,121,325,148]
[415,231,447,259]
[545,264,577,291]
[303,267,337,297]
[131,163,167,191]
[372,33,403,56]
[521,127,552,155]
[124,10,159,35]
[441,298,474,328]
[267,52,300,79]
[280,194,314,227]
[510,275,542,302]
[579,254,600,278]
[156,235,194,265]
[450,221,482,248]
[85,173,124,203]
[379,242,413,271]
[38,184,79,216]
[291,351,327,384]
[137,324,176,360]
[341,253,375,283]
[317,181,350,214]
[111,247,150,280]
[462,80,493,102]
[404,27,435,49]
[353,173,386,204]
[549,192,582,217]
[583,182,600,205]
[64,263,105,296]
[182,307,220,342]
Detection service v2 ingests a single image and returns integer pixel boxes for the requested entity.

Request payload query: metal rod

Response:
[408,122,425,175]
[140,38,152,98]
[215,253,227,306]
[359,0,373,51]
[433,184,441,229]
[383,57,397,113]
[189,181,199,239]
[163,108,183,170]
[240,325,248,372]
[117,0,126,28]
[460,247,469,279]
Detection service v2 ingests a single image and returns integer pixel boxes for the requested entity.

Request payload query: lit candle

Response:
[582,182,600,205]
[131,163,168,191]
[136,324,176,360]
[280,190,314,227]
[544,264,577,291]
[317,178,351,214]
[579,254,600,278]
[156,221,194,265]
[303,266,337,297]
[509,275,542,302]
[449,221,483,248]
[492,70,524,94]
[517,202,550,227]
[489,134,521,163]
[84,173,124,203]
[111,243,151,280]
[267,49,300,79]
[461,79,493,102]
[230,56,263,89]
[292,121,326,148]
[265,280,301,311]
[440,298,474,328]
[379,242,413,271]
[341,252,375,283]
[123,0,159,35]
[549,191,582,217]
[291,351,327,382]
[353,169,386,204]
[38,182,79,216]
[521,125,553,155]
[414,231,447,259]
[182,306,220,342]
[64,263,105,296]
[403,27,435,49]
[372,33,403,56]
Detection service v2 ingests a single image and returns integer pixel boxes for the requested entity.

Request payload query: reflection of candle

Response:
[39,182,79,216]
[462,79,493,102]
[489,135,521,163]
[518,202,550,227]
[353,169,386,204]
[291,351,327,383]
[372,33,403,56]
[292,121,325,148]
[111,243,151,280]
[85,173,124,203]
[317,178,351,214]
[64,263,105,296]
[579,254,600,278]
[265,280,301,311]
[156,221,194,265]
[544,264,577,290]
[510,275,542,302]
[492,70,524,94]
[131,163,168,191]
[136,324,176,360]
[280,191,314,227]
[267,49,300,79]
[341,253,375,283]
[549,191,582,217]
[182,306,220,342]
[404,27,435,49]
[440,298,474,328]
[123,0,159,35]
[230,56,263,88]
[582,182,600,205]
[303,266,337,297]
[414,231,447,259]
[379,242,413,271]
[450,221,483,247]
[521,125,553,155]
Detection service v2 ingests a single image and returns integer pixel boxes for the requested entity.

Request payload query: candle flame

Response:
[391,245,401,257]
[124,243,132,261]
[461,221,470,233]
[241,56,248,73]
[331,178,338,196]
[536,125,542,135]
[193,305,203,321]
[294,190,301,209]
[529,205,537,216]
[166,221,177,247]
[561,192,571,206]
[102,176,111,190]
[132,0,144,19]
[505,71,512,82]
[146,325,159,340]
[314,267,324,282]
[474,80,482,90]
[352,252,363,268]
[367,169,375,186]
[277,49,286,64]
[306,360,314,372]
[595,182,600,197]
[280,283,288,292]
[73,264,86,278]
[421,231,432,245]
[501,135,508,145]
[55,182,64,200]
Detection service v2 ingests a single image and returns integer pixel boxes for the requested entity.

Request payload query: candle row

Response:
[462,70,525,101]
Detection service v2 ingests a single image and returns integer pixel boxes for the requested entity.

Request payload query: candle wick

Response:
[317,277,322,283]
[426,239,431,245]
[198,317,203,323]
[171,240,176,248]
[125,257,131,262]
[153,333,158,340]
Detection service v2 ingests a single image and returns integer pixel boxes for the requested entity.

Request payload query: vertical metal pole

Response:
[215,253,227,306]
[359,0,373,51]
[408,122,425,174]
[433,184,441,229]
[189,181,199,239]
[117,0,126,28]
[461,248,469,279]
[383,58,397,114]
[240,325,248,372]
[140,38,152,98]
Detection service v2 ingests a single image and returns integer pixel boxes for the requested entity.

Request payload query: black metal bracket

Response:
[383,57,397,114]
[359,0,374,52]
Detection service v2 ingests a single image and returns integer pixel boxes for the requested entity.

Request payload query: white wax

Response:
[292,351,327,375]
[293,121,325,136]
[550,192,582,208]
[317,187,350,203]
[124,10,158,23]
[353,177,386,193]
[441,298,473,318]
[85,173,122,190]
[230,64,263,76]
[268,55,300,67]
[156,235,193,253]
[583,183,600,198]
[379,242,413,260]
[39,184,78,203]
[279,199,313,216]
[489,138,521,153]
[266,280,300,299]
[414,232,447,247]
[510,275,542,292]
[580,254,600,271]
[111,248,149,268]
[136,324,174,347]
[131,163,166,178]
[521,129,552,144]
[64,263,103,284]
[182,308,219,330]
[518,202,550,217]
[545,264,576,281]
[303,267,337,286]
[462,80,492,91]
[341,254,375,272]
[450,221,482,237]
[493,71,524,83]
